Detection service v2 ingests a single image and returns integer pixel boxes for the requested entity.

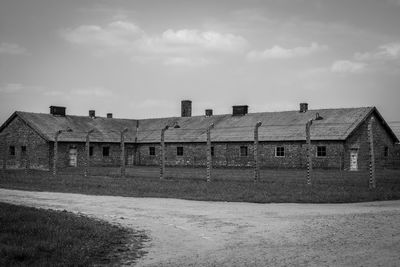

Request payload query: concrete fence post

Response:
[306,119,313,185]
[84,129,94,177]
[160,125,169,179]
[254,121,262,183]
[53,132,59,177]
[2,133,9,171]
[120,128,128,177]
[206,123,214,182]
[368,117,376,189]
[25,132,31,174]
[85,134,90,177]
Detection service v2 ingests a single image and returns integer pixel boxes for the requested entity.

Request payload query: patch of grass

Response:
[0,202,148,266]
[0,168,399,203]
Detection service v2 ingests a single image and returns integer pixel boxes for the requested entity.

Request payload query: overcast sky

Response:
[1,0,400,123]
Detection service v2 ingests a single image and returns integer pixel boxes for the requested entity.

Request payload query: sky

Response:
[1,0,400,124]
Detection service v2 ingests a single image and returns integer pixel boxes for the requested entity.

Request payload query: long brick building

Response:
[0,101,398,171]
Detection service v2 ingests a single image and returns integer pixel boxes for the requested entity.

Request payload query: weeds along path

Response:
[1,188,400,266]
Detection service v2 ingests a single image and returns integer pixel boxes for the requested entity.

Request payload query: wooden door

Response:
[126,148,134,166]
[69,148,78,167]
[350,149,358,171]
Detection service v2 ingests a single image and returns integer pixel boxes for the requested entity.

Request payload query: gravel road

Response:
[1,189,399,266]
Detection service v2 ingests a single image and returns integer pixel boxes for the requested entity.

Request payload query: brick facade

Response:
[54,142,135,168]
[133,141,345,169]
[0,117,50,170]
[345,114,396,170]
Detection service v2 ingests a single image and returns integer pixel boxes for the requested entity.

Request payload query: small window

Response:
[177,146,183,156]
[316,146,327,157]
[149,146,155,156]
[102,146,110,157]
[89,146,94,156]
[275,146,285,157]
[240,146,248,157]
[9,146,15,156]
[211,146,215,157]
[21,146,27,156]
[384,146,389,157]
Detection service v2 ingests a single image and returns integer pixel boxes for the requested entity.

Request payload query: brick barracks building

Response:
[0,101,398,171]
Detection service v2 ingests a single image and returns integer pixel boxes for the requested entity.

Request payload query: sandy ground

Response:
[0,189,399,266]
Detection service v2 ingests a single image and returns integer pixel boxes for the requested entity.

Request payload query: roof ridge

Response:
[15,106,374,121]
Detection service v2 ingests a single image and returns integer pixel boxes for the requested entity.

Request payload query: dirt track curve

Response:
[1,189,400,266]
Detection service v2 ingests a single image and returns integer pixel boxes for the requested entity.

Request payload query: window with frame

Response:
[211,146,215,157]
[240,146,248,157]
[9,146,15,156]
[149,146,155,156]
[89,146,94,156]
[384,146,389,157]
[102,146,110,157]
[21,146,27,156]
[275,146,285,157]
[177,146,183,156]
[316,146,327,157]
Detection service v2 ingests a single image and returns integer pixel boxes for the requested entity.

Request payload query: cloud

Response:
[163,56,215,67]
[157,29,247,52]
[43,91,65,97]
[0,83,24,93]
[246,42,327,61]
[71,87,113,97]
[0,83,43,93]
[63,21,143,48]
[42,87,112,97]
[331,60,366,74]
[332,42,400,74]
[136,99,174,109]
[0,42,26,55]
[355,42,400,61]
[62,20,247,66]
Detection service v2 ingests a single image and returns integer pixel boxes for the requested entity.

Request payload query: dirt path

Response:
[1,189,399,266]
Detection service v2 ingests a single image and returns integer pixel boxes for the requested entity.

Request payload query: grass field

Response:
[1,166,399,203]
[0,202,148,266]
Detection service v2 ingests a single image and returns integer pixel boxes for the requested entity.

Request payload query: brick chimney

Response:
[49,106,66,116]
[89,110,96,118]
[181,100,192,117]
[107,113,113,118]
[299,103,308,113]
[232,105,248,116]
[205,109,213,117]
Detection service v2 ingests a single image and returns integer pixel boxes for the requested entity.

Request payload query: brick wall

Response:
[55,142,135,168]
[0,116,50,170]
[134,141,344,169]
[394,144,400,168]
[345,113,396,170]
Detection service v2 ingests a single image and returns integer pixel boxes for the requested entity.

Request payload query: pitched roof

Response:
[1,107,398,143]
[13,112,139,143]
